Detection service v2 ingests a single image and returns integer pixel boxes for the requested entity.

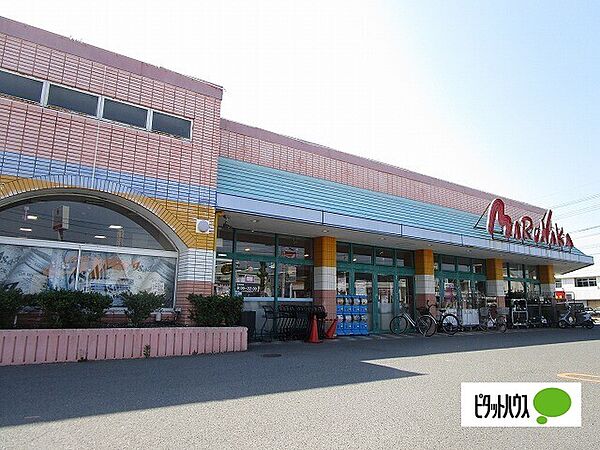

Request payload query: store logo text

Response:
[486,198,574,249]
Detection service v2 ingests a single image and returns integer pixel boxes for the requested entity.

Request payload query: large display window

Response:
[0,242,177,307]
[215,224,313,303]
[0,196,178,307]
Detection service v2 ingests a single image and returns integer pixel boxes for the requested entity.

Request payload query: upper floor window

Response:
[555,279,562,288]
[102,99,148,129]
[152,111,191,139]
[0,69,192,140]
[575,277,597,287]
[47,84,99,116]
[0,70,43,102]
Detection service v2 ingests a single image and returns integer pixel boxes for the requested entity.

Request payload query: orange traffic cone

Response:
[324,318,338,339]
[307,315,321,343]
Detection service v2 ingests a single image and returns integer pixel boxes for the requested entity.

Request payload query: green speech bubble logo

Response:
[533,388,572,425]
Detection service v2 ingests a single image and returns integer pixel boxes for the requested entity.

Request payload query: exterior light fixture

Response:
[217,253,227,257]
[109,225,123,229]
[26,215,38,220]
[94,235,107,239]
[251,219,259,223]
[304,253,310,257]
[244,248,251,252]
[19,227,32,232]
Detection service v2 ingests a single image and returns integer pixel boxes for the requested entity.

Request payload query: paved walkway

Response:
[1,327,599,449]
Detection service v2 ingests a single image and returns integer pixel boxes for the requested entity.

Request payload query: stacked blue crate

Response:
[336,295,369,336]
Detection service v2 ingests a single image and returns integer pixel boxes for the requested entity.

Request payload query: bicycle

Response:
[390,307,436,337]
[478,307,507,333]
[428,304,461,335]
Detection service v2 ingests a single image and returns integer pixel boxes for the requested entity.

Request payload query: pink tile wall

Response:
[220,129,543,219]
[0,32,221,189]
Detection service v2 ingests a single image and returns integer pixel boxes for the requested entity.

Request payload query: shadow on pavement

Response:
[0,327,597,427]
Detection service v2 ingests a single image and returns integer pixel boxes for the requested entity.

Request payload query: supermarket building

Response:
[0,17,593,332]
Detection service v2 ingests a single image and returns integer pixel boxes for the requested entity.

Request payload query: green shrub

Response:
[34,289,112,328]
[188,294,243,327]
[0,287,28,329]
[121,291,165,327]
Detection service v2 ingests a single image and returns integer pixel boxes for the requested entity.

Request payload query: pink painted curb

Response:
[0,327,248,366]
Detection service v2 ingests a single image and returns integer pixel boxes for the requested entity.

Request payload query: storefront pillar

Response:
[485,258,505,308]
[414,249,435,312]
[175,248,215,324]
[538,265,555,299]
[313,236,337,319]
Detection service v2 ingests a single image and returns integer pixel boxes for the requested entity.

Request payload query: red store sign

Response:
[486,198,574,250]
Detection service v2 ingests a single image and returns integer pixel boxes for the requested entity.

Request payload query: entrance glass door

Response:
[354,272,373,330]
[398,277,412,314]
[377,274,394,332]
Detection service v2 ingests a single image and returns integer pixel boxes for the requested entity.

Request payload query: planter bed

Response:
[0,326,248,366]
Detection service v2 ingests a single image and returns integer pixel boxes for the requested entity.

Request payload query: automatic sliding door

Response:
[354,272,373,330]
[378,274,394,332]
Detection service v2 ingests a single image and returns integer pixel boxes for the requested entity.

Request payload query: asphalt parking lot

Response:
[1,327,599,449]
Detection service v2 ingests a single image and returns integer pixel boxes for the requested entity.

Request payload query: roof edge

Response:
[220,118,547,216]
[0,16,223,100]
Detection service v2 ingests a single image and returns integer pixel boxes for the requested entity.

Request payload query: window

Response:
[0,243,176,307]
[352,245,372,264]
[509,264,524,279]
[235,230,275,256]
[47,84,98,116]
[336,242,350,262]
[337,271,349,295]
[278,235,312,260]
[575,277,597,287]
[216,225,233,254]
[214,259,233,295]
[457,257,470,273]
[0,198,174,250]
[234,260,274,298]
[278,264,313,299]
[555,279,562,288]
[152,112,191,139]
[102,99,148,128]
[375,247,393,266]
[525,265,538,280]
[77,250,176,307]
[441,255,455,272]
[396,250,414,267]
[0,70,43,102]
[472,259,485,274]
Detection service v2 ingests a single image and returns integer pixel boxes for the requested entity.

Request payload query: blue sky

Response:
[3,1,600,259]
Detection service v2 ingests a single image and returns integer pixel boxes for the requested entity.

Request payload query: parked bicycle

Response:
[428,304,461,335]
[390,307,436,337]
[478,307,507,333]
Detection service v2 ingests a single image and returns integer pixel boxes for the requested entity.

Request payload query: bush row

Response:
[0,288,243,329]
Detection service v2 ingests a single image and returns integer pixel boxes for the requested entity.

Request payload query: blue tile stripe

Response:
[217,157,586,257]
[0,150,216,205]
